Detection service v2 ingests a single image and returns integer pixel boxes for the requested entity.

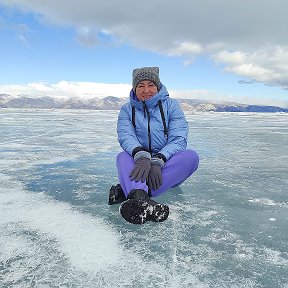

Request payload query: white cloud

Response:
[0,81,131,99]
[226,64,277,82]
[213,47,288,88]
[214,50,246,65]
[1,81,213,101]
[168,42,202,56]
[170,89,211,100]
[1,0,288,90]
[76,26,99,47]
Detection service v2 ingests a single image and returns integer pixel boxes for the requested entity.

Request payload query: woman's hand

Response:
[130,157,151,182]
[148,163,162,190]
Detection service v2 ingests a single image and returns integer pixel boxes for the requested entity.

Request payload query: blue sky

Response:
[0,0,288,107]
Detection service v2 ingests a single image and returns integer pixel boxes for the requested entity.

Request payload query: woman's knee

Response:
[116,151,132,167]
[180,149,199,173]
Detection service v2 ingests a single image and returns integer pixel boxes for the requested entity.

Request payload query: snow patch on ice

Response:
[263,247,288,266]
[248,198,287,207]
[0,174,123,272]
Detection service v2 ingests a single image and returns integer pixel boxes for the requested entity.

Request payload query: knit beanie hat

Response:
[132,67,161,92]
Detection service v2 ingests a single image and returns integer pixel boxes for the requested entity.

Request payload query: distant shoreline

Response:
[1,95,288,113]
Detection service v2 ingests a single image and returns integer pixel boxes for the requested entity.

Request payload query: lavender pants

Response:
[116,149,199,198]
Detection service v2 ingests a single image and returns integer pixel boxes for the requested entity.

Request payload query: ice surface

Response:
[0,109,287,287]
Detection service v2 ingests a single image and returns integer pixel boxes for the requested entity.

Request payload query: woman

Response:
[111,66,199,224]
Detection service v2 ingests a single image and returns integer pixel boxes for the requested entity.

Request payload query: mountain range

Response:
[1,94,288,113]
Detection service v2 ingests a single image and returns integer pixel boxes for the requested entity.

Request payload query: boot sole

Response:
[119,199,169,224]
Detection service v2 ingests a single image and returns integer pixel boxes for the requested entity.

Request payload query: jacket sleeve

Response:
[158,99,188,161]
[117,104,142,156]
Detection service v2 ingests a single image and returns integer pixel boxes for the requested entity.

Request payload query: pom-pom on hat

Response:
[132,67,161,92]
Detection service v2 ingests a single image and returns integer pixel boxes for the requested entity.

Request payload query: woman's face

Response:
[135,80,158,101]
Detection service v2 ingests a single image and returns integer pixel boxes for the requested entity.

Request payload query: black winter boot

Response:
[108,184,126,205]
[119,189,169,224]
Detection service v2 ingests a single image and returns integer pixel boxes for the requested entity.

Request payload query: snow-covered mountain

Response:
[0,95,127,110]
[1,94,288,112]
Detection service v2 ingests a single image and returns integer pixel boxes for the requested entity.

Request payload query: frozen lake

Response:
[0,109,287,288]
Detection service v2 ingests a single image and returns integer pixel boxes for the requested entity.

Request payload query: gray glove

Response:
[130,151,151,182]
[148,157,165,190]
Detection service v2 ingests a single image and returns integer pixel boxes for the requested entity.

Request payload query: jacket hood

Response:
[129,84,169,110]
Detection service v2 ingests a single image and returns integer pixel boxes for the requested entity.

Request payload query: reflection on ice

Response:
[1,110,288,287]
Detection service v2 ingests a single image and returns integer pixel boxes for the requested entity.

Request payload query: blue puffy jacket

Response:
[117,84,188,161]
